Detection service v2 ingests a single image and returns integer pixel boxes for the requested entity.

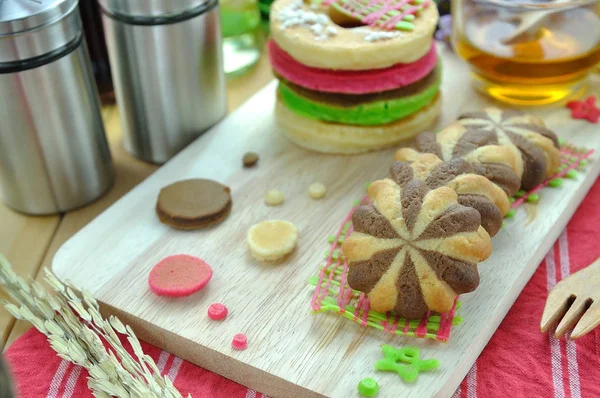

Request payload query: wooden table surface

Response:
[0,51,273,350]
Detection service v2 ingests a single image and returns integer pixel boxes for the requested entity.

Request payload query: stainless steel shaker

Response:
[0,354,14,398]
[98,0,228,164]
[0,0,114,215]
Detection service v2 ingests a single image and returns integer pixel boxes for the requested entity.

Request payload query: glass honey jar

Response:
[452,0,600,105]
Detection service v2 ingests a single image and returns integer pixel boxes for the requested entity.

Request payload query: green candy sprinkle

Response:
[502,221,506,227]
[332,249,340,260]
[327,235,344,244]
[549,178,563,187]
[526,194,540,203]
[353,199,361,206]
[565,169,578,179]
[374,345,440,383]
[558,138,565,145]
[579,159,588,167]
[515,190,526,198]
[509,197,515,204]
[365,182,371,191]
[342,222,351,233]
[505,209,516,219]
[357,378,379,397]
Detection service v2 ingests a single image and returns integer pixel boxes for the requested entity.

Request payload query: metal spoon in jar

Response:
[474,0,572,44]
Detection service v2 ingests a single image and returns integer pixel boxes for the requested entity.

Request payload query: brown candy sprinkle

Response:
[243,152,259,168]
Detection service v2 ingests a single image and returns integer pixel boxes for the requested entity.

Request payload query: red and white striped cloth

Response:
[5,179,600,397]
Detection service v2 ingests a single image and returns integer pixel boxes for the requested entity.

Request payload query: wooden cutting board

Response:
[53,46,600,398]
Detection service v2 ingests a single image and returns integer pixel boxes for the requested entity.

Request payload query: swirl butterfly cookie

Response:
[398,108,560,192]
[342,179,492,319]
[390,151,510,236]
[456,108,560,190]
[269,0,441,154]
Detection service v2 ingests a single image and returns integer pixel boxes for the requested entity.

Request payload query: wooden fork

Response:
[541,257,600,339]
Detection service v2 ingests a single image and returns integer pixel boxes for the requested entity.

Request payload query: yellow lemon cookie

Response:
[247,220,299,262]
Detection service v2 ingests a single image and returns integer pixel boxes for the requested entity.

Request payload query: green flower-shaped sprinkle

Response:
[374,345,439,383]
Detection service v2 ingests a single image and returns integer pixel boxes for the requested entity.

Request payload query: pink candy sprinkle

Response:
[232,334,248,350]
[207,303,228,321]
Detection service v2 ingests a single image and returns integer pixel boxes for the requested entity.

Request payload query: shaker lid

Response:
[98,0,212,19]
[0,0,78,36]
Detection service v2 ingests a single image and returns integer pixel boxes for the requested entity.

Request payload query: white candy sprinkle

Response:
[311,24,323,35]
[276,0,334,40]
[363,31,400,42]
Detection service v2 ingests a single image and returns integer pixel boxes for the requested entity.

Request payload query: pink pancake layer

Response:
[148,254,213,297]
[268,40,438,94]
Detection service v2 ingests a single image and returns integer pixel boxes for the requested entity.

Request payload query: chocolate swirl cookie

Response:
[396,126,522,197]
[342,178,492,319]
[392,149,510,237]
[456,108,560,190]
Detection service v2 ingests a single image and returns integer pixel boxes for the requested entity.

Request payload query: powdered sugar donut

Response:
[270,0,439,70]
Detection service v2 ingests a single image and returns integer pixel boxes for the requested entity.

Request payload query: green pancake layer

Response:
[278,63,442,126]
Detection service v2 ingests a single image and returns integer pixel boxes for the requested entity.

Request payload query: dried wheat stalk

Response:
[0,254,190,398]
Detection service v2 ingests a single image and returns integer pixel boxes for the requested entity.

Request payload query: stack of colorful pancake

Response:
[269,0,441,154]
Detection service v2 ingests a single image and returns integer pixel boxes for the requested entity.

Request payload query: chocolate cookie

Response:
[398,125,522,197]
[341,178,492,319]
[392,149,510,236]
[456,108,560,190]
[156,179,232,230]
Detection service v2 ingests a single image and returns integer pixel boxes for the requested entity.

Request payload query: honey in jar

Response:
[452,0,600,105]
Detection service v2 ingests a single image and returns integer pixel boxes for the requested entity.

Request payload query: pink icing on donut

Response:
[268,40,437,95]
